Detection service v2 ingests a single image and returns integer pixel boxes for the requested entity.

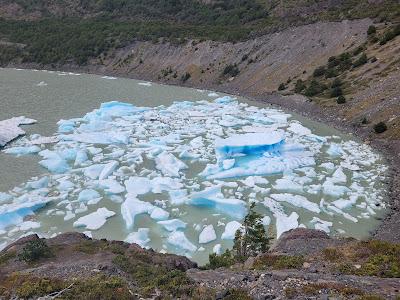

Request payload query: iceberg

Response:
[270,193,320,213]
[78,189,101,203]
[155,151,187,177]
[275,212,299,238]
[125,228,151,248]
[158,219,187,231]
[167,231,197,253]
[0,116,36,147]
[199,225,216,244]
[4,145,41,156]
[73,207,115,230]
[187,186,247,219]
[215,132,284,159]
[121,195,155,228]
[221,221,242,240]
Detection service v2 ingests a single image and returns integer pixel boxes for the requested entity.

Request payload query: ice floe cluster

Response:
[0,97,388,260]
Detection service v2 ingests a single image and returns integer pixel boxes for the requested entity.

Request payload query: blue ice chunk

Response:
[215,132,284,159]
[158,219,187,231]
[78,189,101,202]
[326,144,344,157]
[214,96,235,104]
[0,196,50,229]
[38,150,70,174]
[57,119,76,133]
[4,145,41,156]
[0,192,12,203]
[187,186,247,219]
[27,176,49,190]
[84,101,149,122]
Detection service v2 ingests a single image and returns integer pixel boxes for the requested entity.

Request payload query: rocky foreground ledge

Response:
[0,229,399,299]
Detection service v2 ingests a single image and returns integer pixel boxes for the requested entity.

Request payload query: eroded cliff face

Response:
[100,19,371,95]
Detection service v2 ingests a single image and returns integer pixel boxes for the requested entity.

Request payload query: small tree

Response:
[206,203,271,268]
[232,203,270,261]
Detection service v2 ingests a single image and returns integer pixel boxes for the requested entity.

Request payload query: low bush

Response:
[337,95,346,104]
[313,66,326,77]
[18,240,52,263]
[353,53,368,68]
[222,64,240,77]
[294,79,306,93]
[373,122,387,133]
[206,250,235,269]
[254,254,304,270]
[367,25,377,35]
[380,24,400,45]
[330,86,343,97]
[304,80,327,97]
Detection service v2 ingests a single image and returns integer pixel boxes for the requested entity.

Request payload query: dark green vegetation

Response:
[254,254,305,270]
[0,0,399,65]
[1,274,133,300]
[323,240,400,278]
[207,203,271,269]
[374,122,388,134]
[18,239,52,263]
[222,64,240,77]
[0,234,221,299]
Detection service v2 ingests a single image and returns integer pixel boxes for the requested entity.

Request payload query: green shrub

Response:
[331,78,342,88]
[304,80,327,97]
[380,24,400,45]
[224,289,252,300]
[206,250,235,269]
[255,254,304,270]
[330,86,343,97]
[222,64,240,77]
[294,79,306,93]
[323,248,342,261]
[352,45,364,56]
[18,240,52,263]
[337,95,346,104]
[313,66,326,77]
[367,25,377,35]
[373,122,387,133]
[325,68,338,78]
[278,83,286,91]
[353,53,368,67]
[0,251,16,266]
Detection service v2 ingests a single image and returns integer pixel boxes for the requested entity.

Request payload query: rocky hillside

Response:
[1,230,399,299]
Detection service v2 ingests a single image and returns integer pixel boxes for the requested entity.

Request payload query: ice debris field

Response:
[0,96,388,261]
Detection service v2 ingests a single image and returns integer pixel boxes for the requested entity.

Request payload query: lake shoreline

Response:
[3,65,399,242]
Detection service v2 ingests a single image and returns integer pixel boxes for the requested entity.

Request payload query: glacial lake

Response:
[0,68,388,264]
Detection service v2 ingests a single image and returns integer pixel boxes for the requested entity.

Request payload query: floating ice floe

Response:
[0,116,36,147]
[73,207,115,230]
[125,228,151,248]
[0,97,388,261]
